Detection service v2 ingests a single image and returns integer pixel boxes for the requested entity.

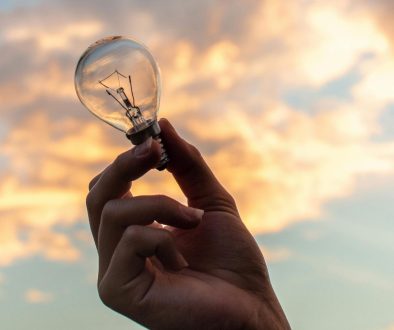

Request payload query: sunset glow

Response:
[1,1,394,329]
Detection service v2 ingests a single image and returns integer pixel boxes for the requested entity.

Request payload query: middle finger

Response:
[97,195,203,281]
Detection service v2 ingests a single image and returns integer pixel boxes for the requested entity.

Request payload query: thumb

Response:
[159,118,237,213]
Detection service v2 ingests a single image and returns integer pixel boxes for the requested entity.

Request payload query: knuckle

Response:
[98,281,116,307]
[123,225,142,242]
[85,191,96,212]
[224,192,237,207]
[159,229,173,246]
[101,200,116,224]
[216,190,237,209]
[112,153,127,175]
[112,154,122,168]
[187,143,202,159]
[154,194,171,205]
[86,189,105,219]
[214,191,239,215]
[88,179,95,191]
[150,195,174,218]
[88,176,99,191]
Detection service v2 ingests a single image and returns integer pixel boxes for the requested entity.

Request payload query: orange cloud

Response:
[353,55,394,106]
[0,114,125,265]
[295,2,389,87]
[259,245,292,263]
[24,289,54,304]
[0,60,78,109]
[4,21,102,51]
[1,0,394,267]
[185,102,394,232]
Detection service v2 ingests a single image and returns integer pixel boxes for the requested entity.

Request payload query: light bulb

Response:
[74,36,169,170]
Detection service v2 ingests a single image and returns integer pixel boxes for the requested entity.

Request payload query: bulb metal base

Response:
[126,120,169,171]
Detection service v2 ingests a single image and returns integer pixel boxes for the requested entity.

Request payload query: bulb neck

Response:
[126,119,169,171]
[126,120,161,144]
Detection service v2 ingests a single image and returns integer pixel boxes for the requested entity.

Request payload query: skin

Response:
[86,118,291,330]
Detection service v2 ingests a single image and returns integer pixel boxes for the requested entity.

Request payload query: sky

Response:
[0,0,394,329]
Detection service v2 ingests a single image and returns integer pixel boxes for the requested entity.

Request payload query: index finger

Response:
[86,138,161,246]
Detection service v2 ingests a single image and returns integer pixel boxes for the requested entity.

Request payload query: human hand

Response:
[86,119,290,329]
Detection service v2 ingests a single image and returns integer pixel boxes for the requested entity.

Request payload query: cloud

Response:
[24,289,53,304]
[259,245,292,263]
[0,206,81,266]
[293,2,389,87]
[362,0,394,47]
[156,0,394,233]
[0,113,124,265]
[1,0,394,266]
[3,20,102,51]
[316,258,394,292]
[352,54,394,107]
[74,229,94,244]
[185,102,394,232]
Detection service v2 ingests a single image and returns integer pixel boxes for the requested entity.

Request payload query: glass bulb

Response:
[74,36,168,170]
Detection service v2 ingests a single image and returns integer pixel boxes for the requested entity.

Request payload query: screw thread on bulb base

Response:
[154,135,169,171]
[126,119,169,171]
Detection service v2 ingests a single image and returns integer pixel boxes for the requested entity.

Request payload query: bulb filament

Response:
[99,70,147,128]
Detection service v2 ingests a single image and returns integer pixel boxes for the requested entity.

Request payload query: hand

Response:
[86,119,290,330]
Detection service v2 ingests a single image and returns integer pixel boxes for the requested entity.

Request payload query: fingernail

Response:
[134,137,152,158]
[175,252,189,269]
[180,206,204,222]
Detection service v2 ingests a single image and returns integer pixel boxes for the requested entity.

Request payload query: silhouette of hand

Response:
[87,119,290,329]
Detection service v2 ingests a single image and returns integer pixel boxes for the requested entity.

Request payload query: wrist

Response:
[255,298,291,330]
[244,292,290,330]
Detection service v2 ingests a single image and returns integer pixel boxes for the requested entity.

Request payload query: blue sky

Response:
[1,0,394,329]
[261,174,394,330]
[1,174,393,330]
